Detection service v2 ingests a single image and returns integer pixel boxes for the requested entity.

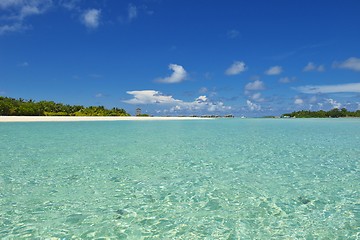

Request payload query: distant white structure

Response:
[136,108,141,116]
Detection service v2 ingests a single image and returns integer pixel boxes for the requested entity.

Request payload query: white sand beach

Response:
[0,116,208,122]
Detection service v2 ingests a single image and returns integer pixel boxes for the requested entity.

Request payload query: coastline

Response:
[0,116,208,122]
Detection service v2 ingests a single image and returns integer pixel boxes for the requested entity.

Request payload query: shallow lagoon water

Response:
[0,119,359,239]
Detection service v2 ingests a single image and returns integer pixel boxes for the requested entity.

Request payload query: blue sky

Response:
[1,0,360,116]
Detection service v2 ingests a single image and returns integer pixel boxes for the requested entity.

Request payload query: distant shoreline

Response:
[0,116,210,122]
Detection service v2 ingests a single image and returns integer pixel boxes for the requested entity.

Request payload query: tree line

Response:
[282,108,360,118]
[0,96,130,116]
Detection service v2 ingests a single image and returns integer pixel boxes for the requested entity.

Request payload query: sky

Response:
[1,0,360,116]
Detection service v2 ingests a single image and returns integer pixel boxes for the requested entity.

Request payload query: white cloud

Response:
[128,4,137,21]
[124,90,181,105]
[251,92,261,100]
[246,100,261,111]
[59,0,80,10]
[0,23,26,34]
[19,4,42,19]
[295,83,360,94]
[170,105,182,112]
[279,76,296,84]
[0,0,50,15]
[81,9,101,29]
[303,62,316,71]
[225,61,246,75]
[250,92,265,102]
[156,64,187,83]
[95,93,104,98]
[294,98,304,105]
[303,62,325,72]
[124,90,231,113]
[207,101,230,112]
[265,66,282,75]
[334,57,360,71]
[0,0,52,35]
[245,80,265,91]
[196,95,207,102]
[326,98,341,109]
[0,0,22,9]
[199,87,217,97]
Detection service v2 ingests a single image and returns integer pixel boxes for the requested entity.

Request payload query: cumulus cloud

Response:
[196,95,207,102]
[295,83,360,94]
[333,57,360,71]
[124,90,231,113]
[251,92,261,100]
[303,62,325,72]
[19,4,42,19]
[0,1,105,33]
[0,0,52,35]
[124,90,181,105]
[81,9,101,29]
[326,98,341,109]
[128,4,137,21]
[0,0,21,9]
[303,62,316,72]
[246,100,261,111]
[251,92,265,102]
[199,87,217,97]
[245,80,265,91]
[0,0,51,19]
[265,66,282,75]
[278,76,296,84]
[225,61,247,75]
[0,23,25,35]
[156,64,187,83]
[59,0,81,10]
[294,98,304,105]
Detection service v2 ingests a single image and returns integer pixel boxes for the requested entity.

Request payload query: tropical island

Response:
[0,96,130,116]
[282,108,360,118]
[1,96,360,118]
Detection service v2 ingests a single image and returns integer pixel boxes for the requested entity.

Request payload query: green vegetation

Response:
[0,96,130,116]
[282,108,360,118]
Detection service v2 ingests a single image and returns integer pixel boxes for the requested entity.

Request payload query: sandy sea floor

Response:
[0,118,359,238]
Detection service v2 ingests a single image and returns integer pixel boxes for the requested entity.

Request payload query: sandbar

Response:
[0,116,208,122]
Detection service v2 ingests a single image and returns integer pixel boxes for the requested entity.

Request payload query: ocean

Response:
[0,119,359,239]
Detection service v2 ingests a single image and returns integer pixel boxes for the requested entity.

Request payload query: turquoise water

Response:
[0,119,359,239]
